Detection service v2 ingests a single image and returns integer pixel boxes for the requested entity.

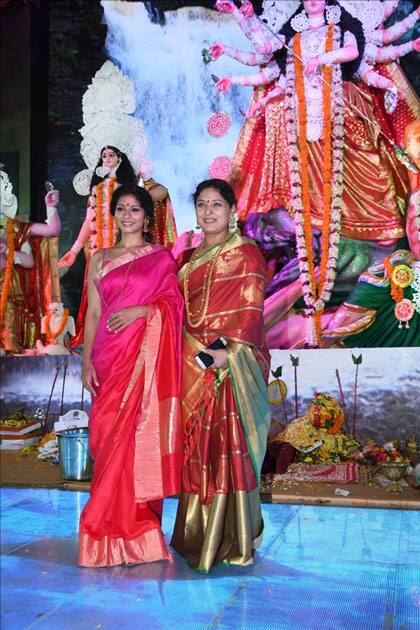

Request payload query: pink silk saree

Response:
[79,244,183,567]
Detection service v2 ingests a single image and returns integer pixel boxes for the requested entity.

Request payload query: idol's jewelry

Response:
[325,4,341,25]
[291,10,310,33]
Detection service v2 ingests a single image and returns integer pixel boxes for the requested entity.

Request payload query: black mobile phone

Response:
[195,337,227,369]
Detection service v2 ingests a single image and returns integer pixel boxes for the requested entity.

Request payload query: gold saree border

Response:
[178,233,255,282]
[96,244,162,281]
[79,527,169,567]
[227,343,271,483]
[171,488,263,573]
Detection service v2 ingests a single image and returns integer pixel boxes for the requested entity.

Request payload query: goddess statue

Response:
[57,62,178,347]
[209,0,419,346]
[0,169,61,353]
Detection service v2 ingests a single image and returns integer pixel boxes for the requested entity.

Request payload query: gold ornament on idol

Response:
[184,240,226,328]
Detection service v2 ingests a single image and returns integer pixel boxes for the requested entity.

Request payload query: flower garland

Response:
[45,308,70,343]
[95,177,116,250]
[383,257,403,302]
[0,218,16,328]
[285,25,345,344]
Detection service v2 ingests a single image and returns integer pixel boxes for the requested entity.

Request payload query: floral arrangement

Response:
[207,112,231,138]
[352,439,409,465]
[209,156,232,180]
[300,432,360,465]
[308,392,344,435]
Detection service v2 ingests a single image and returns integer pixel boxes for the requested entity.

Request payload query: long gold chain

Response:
[184,240,226,328]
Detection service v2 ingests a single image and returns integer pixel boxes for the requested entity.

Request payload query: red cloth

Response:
[79,245,183,567]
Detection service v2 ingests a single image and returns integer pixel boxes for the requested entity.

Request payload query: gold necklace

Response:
[184,236,229,328]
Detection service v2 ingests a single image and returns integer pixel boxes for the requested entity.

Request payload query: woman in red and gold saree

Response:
[79,185,183,567]
[171,179,271,573]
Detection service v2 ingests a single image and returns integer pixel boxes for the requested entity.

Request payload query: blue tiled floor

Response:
[1,487,419,629]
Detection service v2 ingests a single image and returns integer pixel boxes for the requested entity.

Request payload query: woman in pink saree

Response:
[79,184,183,567]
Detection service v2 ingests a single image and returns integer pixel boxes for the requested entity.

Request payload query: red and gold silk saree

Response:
[79,245,183,567]
[171,233,271,572]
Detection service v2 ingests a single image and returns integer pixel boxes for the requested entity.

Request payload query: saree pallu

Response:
[230,82,411,243]
[79,245,183,567]
[171,234,271,572]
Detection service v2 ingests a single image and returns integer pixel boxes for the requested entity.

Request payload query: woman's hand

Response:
[205,348,228,369]
[209,43,225,60]
[82,362,99,397]
[305,56,320,75]
[58,250,77,268]
[216,77,233,93]
[107,305,147,333]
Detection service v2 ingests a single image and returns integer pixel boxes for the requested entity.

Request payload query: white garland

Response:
[285,26,345,320]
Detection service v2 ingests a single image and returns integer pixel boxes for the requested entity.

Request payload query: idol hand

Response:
[209,43,225,60]
[45,189,59,207]
[215,0,236,14]
[216,77,233,93]
[239,1,254,18]
[58,251,77,269]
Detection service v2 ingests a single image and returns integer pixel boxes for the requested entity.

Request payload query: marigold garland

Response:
[286,24,344,345]
[45,308,70,342]
[384,256,403,302]
[95,177,116,251]
[0,218,16,328]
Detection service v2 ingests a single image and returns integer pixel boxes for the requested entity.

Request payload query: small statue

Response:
[36,302,75,355]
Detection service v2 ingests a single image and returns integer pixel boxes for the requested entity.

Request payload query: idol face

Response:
[303,0,326,17]
[101,148,120,170]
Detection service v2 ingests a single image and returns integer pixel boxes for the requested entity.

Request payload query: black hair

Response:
[193,178,236,208]
[110,184,155,243]
[90,145,137,191]
[273,1,365,82]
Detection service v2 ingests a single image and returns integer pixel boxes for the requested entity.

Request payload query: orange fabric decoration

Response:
[0,218,16,327]
[45,308,70,342]
[384,256,403,302]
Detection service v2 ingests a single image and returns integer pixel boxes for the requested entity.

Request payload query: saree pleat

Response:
[79,245,183,567]
[171,235,271,572]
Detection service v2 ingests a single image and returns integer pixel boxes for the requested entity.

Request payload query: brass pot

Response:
[380,462,408,493]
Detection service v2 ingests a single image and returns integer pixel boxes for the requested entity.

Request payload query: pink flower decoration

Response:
[394,299,415,322]
[207,112,232,138]
[209,156,232,180]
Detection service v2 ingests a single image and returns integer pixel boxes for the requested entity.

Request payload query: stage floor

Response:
[1,488,419,630]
